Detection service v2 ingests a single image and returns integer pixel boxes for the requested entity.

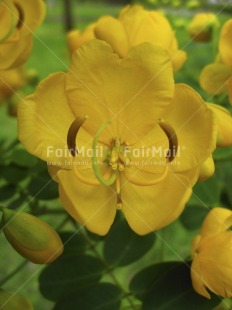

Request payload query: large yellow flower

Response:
[191,208,232,299]
[67,5,186,71]
[188,13,219,42]
[18,40,216,235]
[0,0,46,70]
[200,19,232,104]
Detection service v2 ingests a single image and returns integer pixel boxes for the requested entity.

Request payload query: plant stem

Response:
[81,231,139,310]
[0,260,28,287]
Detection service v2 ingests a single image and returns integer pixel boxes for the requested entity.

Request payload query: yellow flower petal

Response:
[200,207,232,239]
[208,103,232,146]
[94,16,129,58]
[120,167,198,235]
[200,63,231,95]
[0,1,19,42]
[67,23,95,54]
[119,5,146,46]
[57,169,117,235]
[15,0,46,32]
[197,156,215,182]
[119,6,186,71]
[164,84,217,171]
[0,68,24,102]
[18,73,75,166]
[0,34,33,70]
[129,124,169,174]
[197,232,232,298]
[219,19,232,67]
[191,254,211,299]
[66,40,174,144]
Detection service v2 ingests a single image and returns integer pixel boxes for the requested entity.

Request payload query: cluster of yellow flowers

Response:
[1,1,232,301]
[0,0,45,107]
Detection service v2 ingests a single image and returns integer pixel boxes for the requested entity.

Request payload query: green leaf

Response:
[189,175,222,207]
[59,231,88,254]
[180,205,209,230]
[1,164,29,183]
[213,146,232,161]
[135,262,221,310]
[103,218,155,267]
[7,194,28,210]
[28,170,58,200]
[10,149,38,168]
[130,262,180,300]
[53,283,122,310]
[39,254,104,301]
[0,184,17,202]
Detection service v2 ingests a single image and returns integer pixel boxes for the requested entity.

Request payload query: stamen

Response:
[67,116,88,156]
[124,165,169,186]
[92,120,117,186]
[159,120,178,162]
[116,175,122,209]
[73,161,115,186]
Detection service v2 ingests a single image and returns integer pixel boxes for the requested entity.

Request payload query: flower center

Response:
[108,138,130,172]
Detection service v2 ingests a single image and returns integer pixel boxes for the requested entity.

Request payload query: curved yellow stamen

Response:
[159,120,178,162]
[124,165,169,186]
[67,116,88,156]
[92,120,117,186]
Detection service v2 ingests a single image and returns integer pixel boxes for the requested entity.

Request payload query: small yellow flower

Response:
[67,23,95,55]
[18,40,216,235]
[0,0,46,70]
[188,13,219,42]
[200,19,232,105]
[197,102,232,182]
[67,5,186,71]
[0,67,24,103]
[191,207,232,299]
[207,103,232,147]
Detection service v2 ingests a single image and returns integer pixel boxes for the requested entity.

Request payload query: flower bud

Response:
[1,208,63,264]
[197,156,215,182]
[188,13,219,43]
[208,103,232,147]
[0,289,33,310]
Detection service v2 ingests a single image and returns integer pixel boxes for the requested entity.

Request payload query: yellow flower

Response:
[67,23,95,55]
[67,5,186,71]
[191,207,232,299]
[18,40,216,235]
[200,19,232,105]
[188,13,219,42]
[197,102,232,182]
[207,103,232,147]
[0,0,46,70]
[0,67,24,102]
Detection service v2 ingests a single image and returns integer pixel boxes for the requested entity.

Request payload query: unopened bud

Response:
[0,288,33,310]
[0,208,63,264]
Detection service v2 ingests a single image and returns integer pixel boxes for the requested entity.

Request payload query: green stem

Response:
[0,260,28,287]
[81,231,139,310]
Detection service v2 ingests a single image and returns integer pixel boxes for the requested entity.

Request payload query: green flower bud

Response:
[0,288,33,310]
[0,208,63,264]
